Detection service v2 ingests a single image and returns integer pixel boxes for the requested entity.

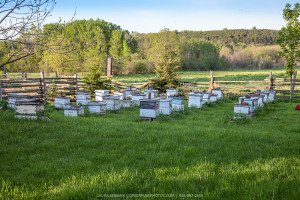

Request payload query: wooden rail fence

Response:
[1,70,300,101]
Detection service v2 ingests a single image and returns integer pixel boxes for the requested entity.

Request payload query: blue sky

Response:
[47,0,300,33]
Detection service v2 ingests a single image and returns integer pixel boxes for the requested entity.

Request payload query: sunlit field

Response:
[0,98,299,199]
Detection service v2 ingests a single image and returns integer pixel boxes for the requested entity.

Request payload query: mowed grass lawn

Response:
[0,99,299,199]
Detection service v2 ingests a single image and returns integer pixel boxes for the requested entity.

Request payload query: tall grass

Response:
[0,99,299,199]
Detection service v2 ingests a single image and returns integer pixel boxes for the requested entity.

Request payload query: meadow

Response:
[0,70,300,199]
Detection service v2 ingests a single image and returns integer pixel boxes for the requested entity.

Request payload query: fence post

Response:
[210,70,215,92]
[3,66,7,78]
[269,72,273,90]
[40,72,46,101]
[74,74,78,92]
[55,71,58,78]
[292,71,297,91]
[21,65,24,79]
[107,57,113,77]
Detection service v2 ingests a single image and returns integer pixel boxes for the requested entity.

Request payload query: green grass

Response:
[0,99,299,199]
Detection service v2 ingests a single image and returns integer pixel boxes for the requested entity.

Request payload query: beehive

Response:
[234,103,251,115]
[210,94,218,103]
[76,91,91,105]
[251,94,265,107]
[88,102,107,114]
[15,101,44,119]
[103,96,121,110]
[131,94,146,106]
[54,96,71,109]
[158,98,172,115]
[64,105,84,117]
[140,99,159,119]
[8,93,35,109]
[263,90,275,102]
[121,100,135,108]
[260,91,270,103]
[144,89,158,99]
[125,88,138,97]
[211,89,223,99]
[171,96,185,111]
[238,97,258,113]
[202,92,211,104]
[166,88,178,97]
[95,90,109,101]
[188,92,203,108]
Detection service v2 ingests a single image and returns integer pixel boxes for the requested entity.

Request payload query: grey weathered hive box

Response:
[88,102,107,114]
[131,94,146,106]
[54,96,71,109]
[102,95,121,110]
[121,100,135,108]
[262,90,276,102]
[171,96,185,111]
[166,88,178,97]
[8,93,35,109]
[144,89,158,99]
[234,103,251,115]
[238,97,258,113]
[140,99,159,119]
[210,93,218,103]
[251,94,265,107]
[95,90,109,101]
[15,101,44,119]
[158,98,172,115]
[76,91,91,105]
[64,105,84,117]
[211,89,223,99]
[188,92,203,108]
[202,92,211,104]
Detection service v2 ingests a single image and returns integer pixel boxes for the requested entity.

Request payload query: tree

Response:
[276,3,300,100]
[0,0,69,69]
[149,30,181,92]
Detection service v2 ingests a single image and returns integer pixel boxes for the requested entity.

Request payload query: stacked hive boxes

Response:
[140,99,159,119]
[8,93,36,109]
[15,101,44,119]
[76,91,91,105]
[188,91,203,108]
[95,90,109,101]
[54,96,71,109]
[103,95,121,111]
[87,102,107,114]
[64,105,85,117]
[158,98,172,115]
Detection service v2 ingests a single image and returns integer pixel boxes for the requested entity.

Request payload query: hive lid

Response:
[76,91,91,95]
[88,102,107,106]
[15,101,44,105]
[55,96,71,99]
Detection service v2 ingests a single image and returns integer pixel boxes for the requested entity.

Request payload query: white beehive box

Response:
[211,89,223,99]
[188,92,203,108]
[210,94,218,103]
[158,98,172,115]
[121,100,135,108]
[140,99,159,119]
[54,96,71,109]
[125,88,138,97]
[95,90,109,101]
[251,94,265,107]
[202,92,211,104]
[263,90,276,102]
[76,92,91,105]
[8,93,35,109]
[234,103,251,115]
[166,88,178,97]
[131,94,146,106]
[15,101,44,119]
[88,102,107,114]
[144,89,158,99]
[103,96,121,110]
[64,105,84,117]
[238,97,258,113]
[171,96,185,111]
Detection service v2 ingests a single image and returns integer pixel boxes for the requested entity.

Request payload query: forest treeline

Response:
[0,19,285,74]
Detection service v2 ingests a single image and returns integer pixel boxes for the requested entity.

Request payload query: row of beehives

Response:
[234,89,276,117]
[53,88,224,118]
